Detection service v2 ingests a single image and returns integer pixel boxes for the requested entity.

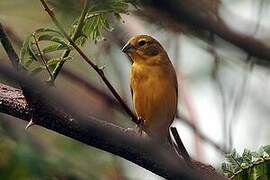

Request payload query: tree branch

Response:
[0,83,29,120]
[0,24,21,70]
[140,0,270,64]
[49,0,90,83]
[3,22,226,155]
[39,0,140,125]
[0,65,226,180]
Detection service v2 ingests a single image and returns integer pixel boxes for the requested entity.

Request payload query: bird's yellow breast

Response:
[130,62,177,139]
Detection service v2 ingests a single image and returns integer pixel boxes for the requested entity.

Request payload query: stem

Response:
[39,0,140,125]
[170,127,191,163]
[32,33,53,78]
[0,23,21,70]
[49,0,89,83]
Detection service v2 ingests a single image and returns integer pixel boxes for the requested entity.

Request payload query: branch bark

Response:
[0,67,226,180]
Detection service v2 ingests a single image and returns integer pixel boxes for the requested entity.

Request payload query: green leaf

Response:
[263,145,270,155]
[225,149,243,170]
[46,58,61,66]
[88,1,129,14]
[27,38,38,62]
[42,44,70,53]
[37,34,70,48]
[242,149,252,165]
[24,58,35,68]
[100,14,113,31]
[221,146,270,179]
[221,162,234,177]
[34,28,64,37]
[19,35,31,64]
[75,0,134,44]
[75,34,87,46]
[31,66,45,75]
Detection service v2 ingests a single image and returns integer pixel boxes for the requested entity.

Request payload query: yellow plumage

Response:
[122,35,178,142]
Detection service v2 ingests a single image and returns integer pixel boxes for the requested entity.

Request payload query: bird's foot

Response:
[136,116,145,136]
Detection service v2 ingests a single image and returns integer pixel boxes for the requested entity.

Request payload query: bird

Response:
[122,35,178,143]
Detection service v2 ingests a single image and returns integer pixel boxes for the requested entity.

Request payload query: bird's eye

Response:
[138,40,146,46]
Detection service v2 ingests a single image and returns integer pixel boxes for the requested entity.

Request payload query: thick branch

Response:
[0,67,225,180]
[0,80,191,180]
[0,84,30,120]
[141,0,270,64]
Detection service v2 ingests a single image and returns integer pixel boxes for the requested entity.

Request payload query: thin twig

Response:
[170,127,191,162]
[208,33,228,151]
[253,0,265,34]
[178,72,203,160]
[140,0,270,63]
[228,57,253,150]
[32,33,53,78]
[49,0,89,83]
[62,68,122,109]
[0,24,21,70]
[39,0,139,125]
[177,114,227,154]
[227,1,262,149]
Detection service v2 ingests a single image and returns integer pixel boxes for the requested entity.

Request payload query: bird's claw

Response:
[136,116,144,136]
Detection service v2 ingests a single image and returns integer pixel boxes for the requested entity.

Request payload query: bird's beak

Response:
[122,43,135,53]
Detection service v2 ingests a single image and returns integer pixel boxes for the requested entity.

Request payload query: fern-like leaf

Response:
[73,0,137,45]
[221,145,270,179]
[19,28,71,76]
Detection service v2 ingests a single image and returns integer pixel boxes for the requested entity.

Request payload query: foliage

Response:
[75,0,133,45]
[221,145,270,179]
[19,0,137,78]
[19,28,71,77]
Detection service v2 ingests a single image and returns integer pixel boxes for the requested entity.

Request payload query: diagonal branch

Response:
[140,0,270,64]
[0,65,226,180]
[39,0,139,125]
[0,24,21,70]
[49,0,90,83]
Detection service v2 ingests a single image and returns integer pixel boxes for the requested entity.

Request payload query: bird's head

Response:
[122,35,167,65]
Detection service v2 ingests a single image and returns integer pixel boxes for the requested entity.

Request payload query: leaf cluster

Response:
[19,28,71,77]
[19,0,137,77]
[74,0,137,45]
[221,145,270,179]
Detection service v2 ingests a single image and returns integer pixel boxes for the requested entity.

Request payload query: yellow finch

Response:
[122,35,178,143]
